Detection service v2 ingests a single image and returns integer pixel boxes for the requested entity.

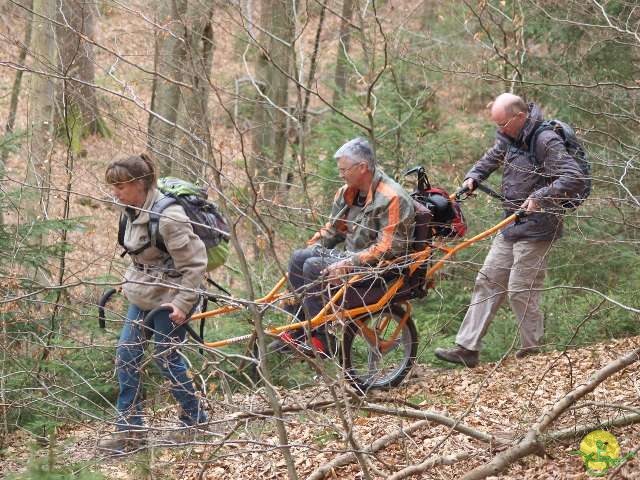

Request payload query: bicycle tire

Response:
[342,304,418,391]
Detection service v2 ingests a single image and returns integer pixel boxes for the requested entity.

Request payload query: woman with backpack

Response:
[98,153,208,453]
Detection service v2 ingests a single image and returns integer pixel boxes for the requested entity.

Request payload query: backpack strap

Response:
[118,207,151,257]
[528,120,561,171]
[117,213,129,258]
[147,195,177,254]
[117,195,177,258]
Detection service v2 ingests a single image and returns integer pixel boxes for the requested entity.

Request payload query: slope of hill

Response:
[1,336,638,479]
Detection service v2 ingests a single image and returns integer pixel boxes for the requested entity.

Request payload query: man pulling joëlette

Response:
[435,92,587,367]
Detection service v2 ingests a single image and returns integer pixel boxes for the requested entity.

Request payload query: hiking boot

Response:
[515,346,541,359]
[434,345,479,368]
[97,429,146,454]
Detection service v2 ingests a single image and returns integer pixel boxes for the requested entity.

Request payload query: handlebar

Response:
[514,209,528,222]
[98,288,118,329]
[98,291,204,344]
[404,166,431,191]
[453,185,471,200]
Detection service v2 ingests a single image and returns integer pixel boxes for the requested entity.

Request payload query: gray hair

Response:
[333,137,376,171]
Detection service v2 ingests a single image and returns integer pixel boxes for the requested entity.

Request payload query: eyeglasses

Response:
[338,162,365,175]
[495,112,524,130]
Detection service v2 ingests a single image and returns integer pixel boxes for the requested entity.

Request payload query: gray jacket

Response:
[465,103,586,242]
[121,188,207,314]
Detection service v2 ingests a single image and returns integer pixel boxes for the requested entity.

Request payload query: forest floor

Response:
[1,3,639,479]
[2,334,639,479]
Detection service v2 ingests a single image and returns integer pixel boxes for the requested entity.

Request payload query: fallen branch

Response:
[547,412,640,442]
[387,451,474,480]
[222,398,338,422]
[360,403,498,445]
[568,401,640,415]
[461,347,640,480]
[306,419,430,480]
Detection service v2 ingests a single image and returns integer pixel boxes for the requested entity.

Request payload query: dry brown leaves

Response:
[1,336,638,479]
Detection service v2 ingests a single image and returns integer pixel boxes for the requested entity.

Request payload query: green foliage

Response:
[0,130,26,155]
[0,189,86,279]
[7,443,104,480]
[2,334,117,434]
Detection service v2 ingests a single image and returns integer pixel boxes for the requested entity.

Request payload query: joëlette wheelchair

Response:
[98,167,526,391]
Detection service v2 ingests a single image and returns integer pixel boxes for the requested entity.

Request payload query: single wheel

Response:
[342,304,418,391]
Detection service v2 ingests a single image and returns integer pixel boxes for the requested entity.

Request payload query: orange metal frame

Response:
[194,206,523,350]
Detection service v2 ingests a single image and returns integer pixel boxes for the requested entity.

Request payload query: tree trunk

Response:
[1,1,33,225]
[174,1,216,182]
[332,0,354,106]
[56,0,110,138]
[250,0,294,201]
[26,0,56,207]
[25,0,57,286]
[148,0,188,176]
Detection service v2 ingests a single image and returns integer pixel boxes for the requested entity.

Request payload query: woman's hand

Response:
[161,302,187,324]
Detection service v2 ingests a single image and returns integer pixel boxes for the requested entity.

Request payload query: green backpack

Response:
[118,177,230,271]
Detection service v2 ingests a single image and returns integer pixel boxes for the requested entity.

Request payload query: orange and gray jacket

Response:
[465,103,586,242]
[308,168,415,266]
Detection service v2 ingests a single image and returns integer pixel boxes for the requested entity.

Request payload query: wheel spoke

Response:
[343,305,418,390]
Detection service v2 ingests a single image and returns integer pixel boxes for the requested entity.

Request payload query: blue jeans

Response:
[115,304,207,430]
